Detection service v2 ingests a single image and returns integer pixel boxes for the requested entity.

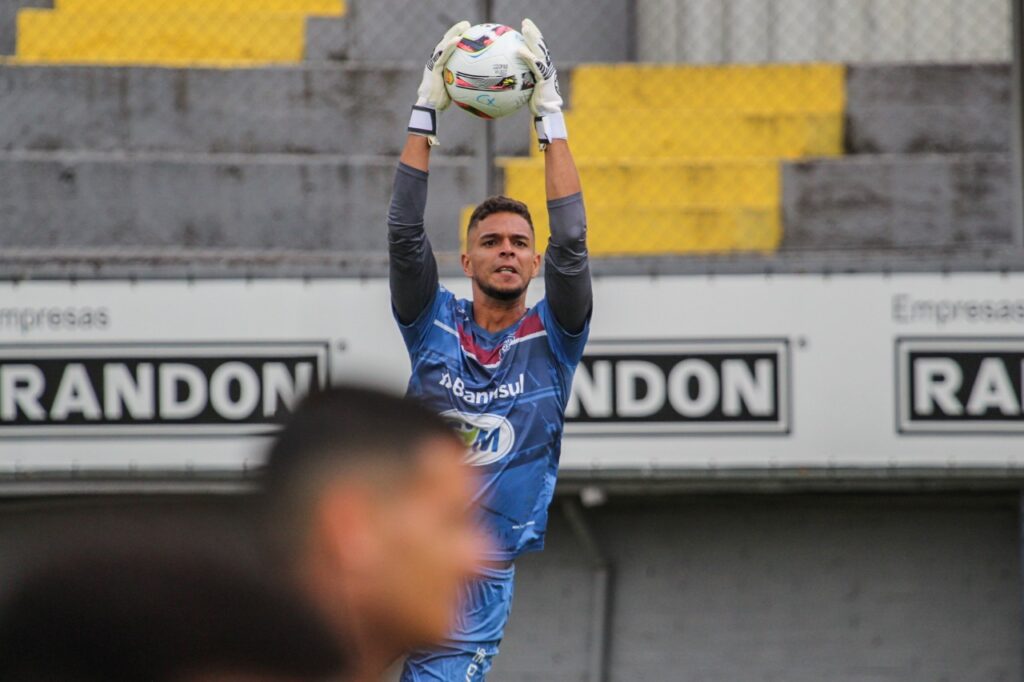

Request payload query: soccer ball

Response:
[444,23,535,120]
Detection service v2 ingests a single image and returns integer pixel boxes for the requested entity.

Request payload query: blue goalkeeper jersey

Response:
[396,285,589,561]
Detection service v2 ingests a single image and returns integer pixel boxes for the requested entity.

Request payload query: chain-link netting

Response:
[6,0,345,65]
[0,0,1017,260]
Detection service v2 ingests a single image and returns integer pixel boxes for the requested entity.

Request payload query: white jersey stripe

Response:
[508,330,548,346]
[433,320,458,336]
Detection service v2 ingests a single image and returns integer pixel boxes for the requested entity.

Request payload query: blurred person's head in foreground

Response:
[0,544,348,682]
[261,384,485,679]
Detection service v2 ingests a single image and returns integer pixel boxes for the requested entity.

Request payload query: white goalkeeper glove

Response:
[409,20,470,146]
[518,18,567,151]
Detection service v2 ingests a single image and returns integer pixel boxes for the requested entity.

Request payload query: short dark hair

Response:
[0,546,347,682]
[261,384,461,556]
[467,195,534,237]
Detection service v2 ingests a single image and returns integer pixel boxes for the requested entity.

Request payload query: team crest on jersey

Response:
[441,409,516,466]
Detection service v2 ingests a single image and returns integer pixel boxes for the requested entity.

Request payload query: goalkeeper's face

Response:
[462,212,541,302]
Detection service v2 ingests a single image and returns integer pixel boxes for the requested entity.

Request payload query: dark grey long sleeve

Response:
[388,163,439,325]
[544,192,592,334]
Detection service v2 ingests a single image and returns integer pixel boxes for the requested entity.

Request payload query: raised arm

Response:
[543,141,590,334]
[520,20,592,334]
[388,136,437,325]
[388,21,468,325]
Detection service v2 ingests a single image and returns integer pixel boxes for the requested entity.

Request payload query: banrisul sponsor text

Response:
[440,370,524,405]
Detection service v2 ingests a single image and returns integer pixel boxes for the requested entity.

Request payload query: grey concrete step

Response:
[0,63,538,156]
[0,151,475,251]
[781,153,1013,250]
[304,16,350,62]
[0,0,51,55]
[341,0,630,64]
[5,61,1012,161]
[846,64,1011,154]
[0,64,485,156]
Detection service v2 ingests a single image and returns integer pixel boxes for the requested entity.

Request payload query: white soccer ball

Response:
[444,23,535,120]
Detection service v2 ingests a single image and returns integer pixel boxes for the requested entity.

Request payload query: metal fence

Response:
[0,0,1019,262]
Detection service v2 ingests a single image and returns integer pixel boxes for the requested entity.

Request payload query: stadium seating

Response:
[0,0,1013,255]
[497,64,845,254]
[781,64,1013,249]
[13,0,345,65]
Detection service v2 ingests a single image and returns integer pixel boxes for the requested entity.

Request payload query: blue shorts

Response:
[400,565,515,682]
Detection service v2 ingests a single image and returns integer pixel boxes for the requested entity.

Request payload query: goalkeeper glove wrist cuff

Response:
[534,112,567,151]
[409,105,440,146]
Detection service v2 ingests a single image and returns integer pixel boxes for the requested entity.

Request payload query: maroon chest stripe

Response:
[456,311,545,366]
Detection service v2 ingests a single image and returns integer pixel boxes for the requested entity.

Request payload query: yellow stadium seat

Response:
[501,158,779,209]
[582,206,782,254]
[15,0,345,66]
[571,63,845,113]
[55,0,344,13]
[17,10,306,65]
[459,199,780,257]
[483,63,846,255]
[533,110,843,161]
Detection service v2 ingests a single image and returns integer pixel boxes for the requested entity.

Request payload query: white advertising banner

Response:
[1,272,1023,475]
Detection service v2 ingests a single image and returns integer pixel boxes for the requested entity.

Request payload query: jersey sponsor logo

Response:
[565,339,790,436]
[897,337,1024,433]
[439,370,524,406]
[0,342,327,437]
[441,409,516,466]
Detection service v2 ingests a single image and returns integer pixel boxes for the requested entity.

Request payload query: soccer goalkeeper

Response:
[389,18,592,681]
